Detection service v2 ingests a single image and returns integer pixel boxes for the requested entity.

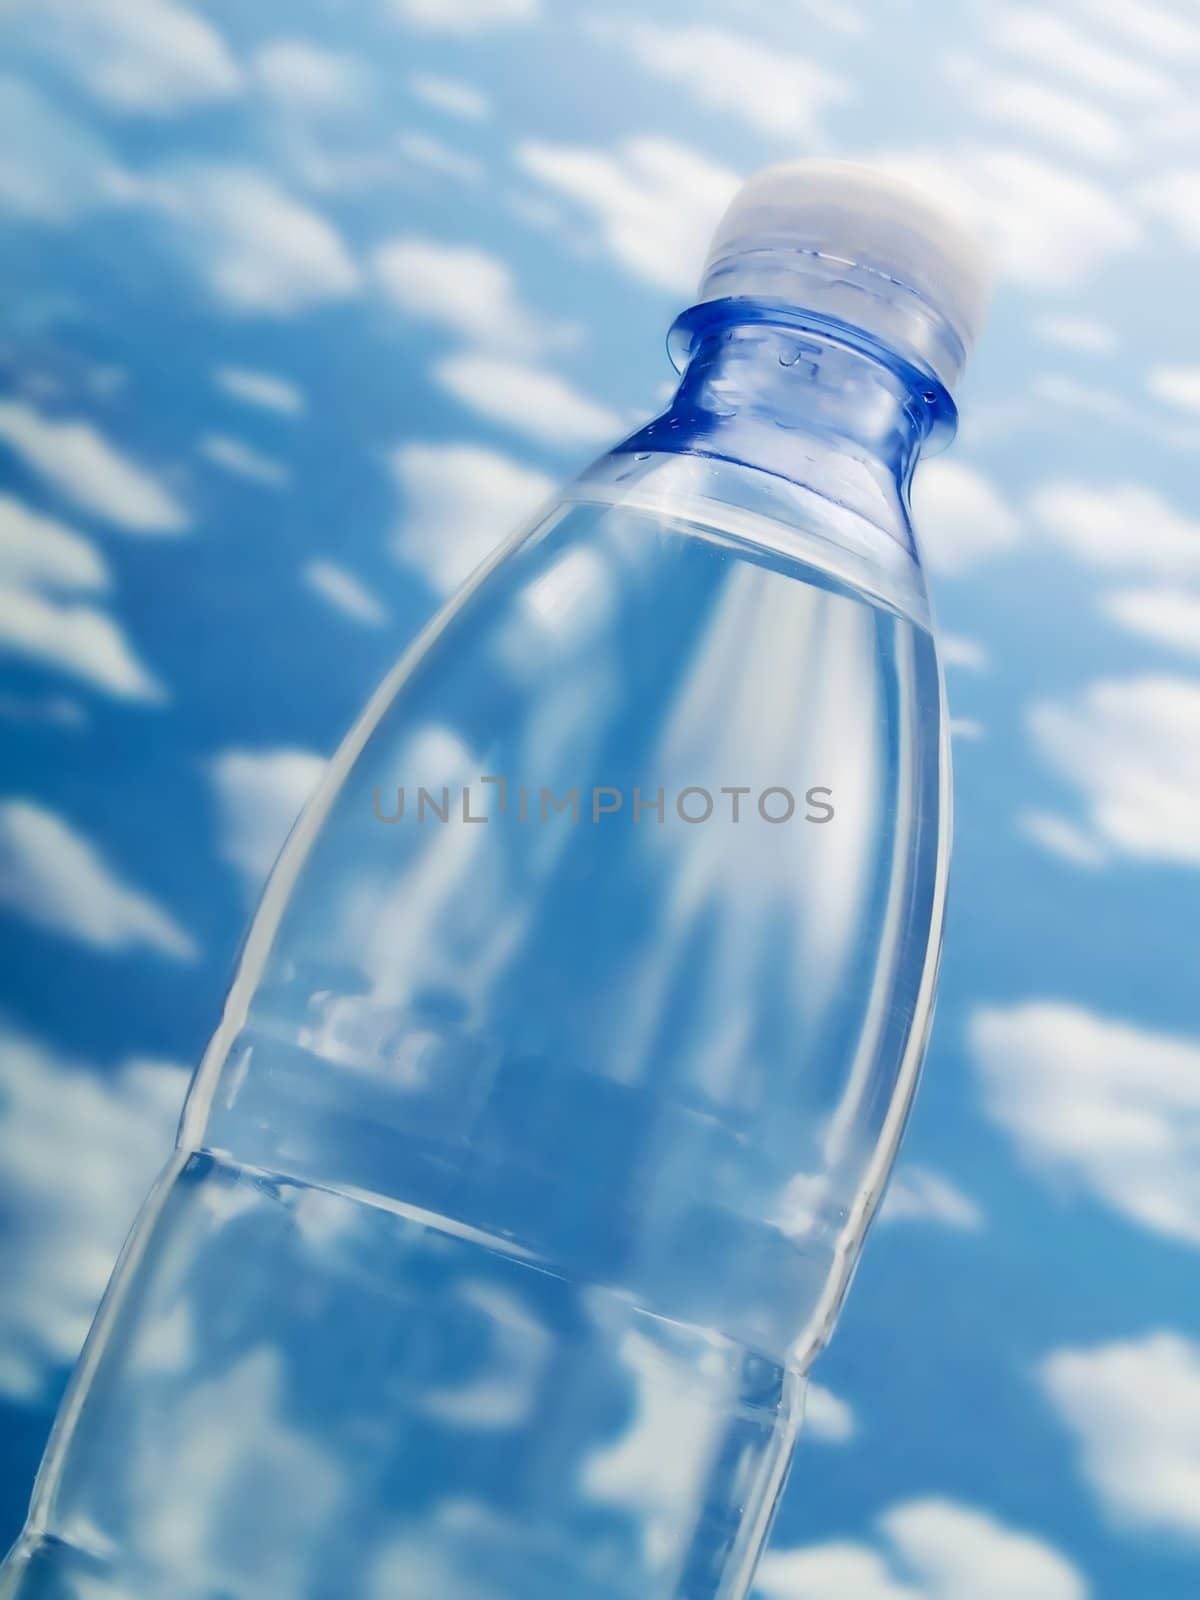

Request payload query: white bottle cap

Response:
[696,161,991,391]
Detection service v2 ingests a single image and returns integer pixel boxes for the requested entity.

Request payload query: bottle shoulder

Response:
[566,447,931,630]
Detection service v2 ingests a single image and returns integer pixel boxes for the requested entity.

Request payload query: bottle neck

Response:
[623,302,955,547]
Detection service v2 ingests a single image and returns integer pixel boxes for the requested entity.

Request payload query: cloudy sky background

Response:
[2,0,1200,1594]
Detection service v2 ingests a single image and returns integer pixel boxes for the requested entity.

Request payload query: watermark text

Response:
[372,778,835,826]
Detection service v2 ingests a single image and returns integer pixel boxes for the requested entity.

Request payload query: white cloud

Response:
[1018,810,1109,868]
[1103,587,1200,658]
[1031,482,1200,580]
[1144,100,1200,146]
[0,1026,187,1400]
[302,559,387,627]
[788,0,867,36]
[0,401,188,533]
[28,0,242,115]
[396,131,485,186]
[601,22,849,140]
[971,1002,1200,1244]
[132,1347,344,1589]
[254,39,366,115]
[433,353,622,446]
[950,717,985,741]
[419,1281,549,1429]
[0,801,194,957]
[388,0,537,31]
[279,128,484,198]
[0,77,124,221]
[883,1501,1088,1600]
[873,146,1138,289]
[209,748,327,897]
[911,459,1021,574]
[1042,377,1124,430]
[0,495,108,591]
[880,1165,983,1230]
[408,74,490,120]
[505,190,565,235]
[1030,676,1200,864]
[758,1498,1088,1600]
[214,366,305,416]
[0,588,162,701]
[942,57,1127,162]
[804,1382,856,1443]
[987,8,1175,102]
[759,1540,917,1600]
[1034,316,1118,355]
[517,136,739,293]
[940,634,989,672]
[1142,170,1200,249]
[274,136,397,197]
[1030,373,1131,426]
[0,493,162,700]
[583,1326,732,1572]
[148,165,358,315]
[373,237,561,354]
[199,434,290,489]
[1146,365,1200,412]
[390,441,551,595]
[1071,0,1200,60]
[1040,1331,1200,1541]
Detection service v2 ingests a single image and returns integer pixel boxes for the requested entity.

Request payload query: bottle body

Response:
[3,322,950,1600]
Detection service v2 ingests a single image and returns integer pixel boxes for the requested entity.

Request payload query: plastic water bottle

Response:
[3,163,988,1600]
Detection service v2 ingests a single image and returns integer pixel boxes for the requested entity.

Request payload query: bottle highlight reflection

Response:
[2,162,987,1600]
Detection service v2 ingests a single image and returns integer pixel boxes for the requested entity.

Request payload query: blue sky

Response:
[2,0,1200,1594]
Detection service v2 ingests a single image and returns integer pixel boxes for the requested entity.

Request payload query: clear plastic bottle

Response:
[2,163,988,1600]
